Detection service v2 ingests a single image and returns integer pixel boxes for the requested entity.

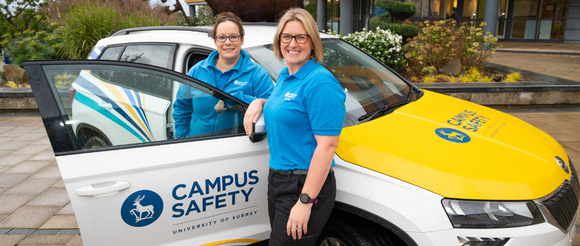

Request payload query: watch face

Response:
[300,193,310,203]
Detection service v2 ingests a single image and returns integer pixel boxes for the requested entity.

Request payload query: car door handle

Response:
[98,101,113,109]
[75,181,131,197]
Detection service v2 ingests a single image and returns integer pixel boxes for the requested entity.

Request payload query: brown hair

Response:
[211,12,245,38]
[273,8,323,63]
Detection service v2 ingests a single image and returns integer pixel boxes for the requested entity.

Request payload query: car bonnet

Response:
[335,90,571,200]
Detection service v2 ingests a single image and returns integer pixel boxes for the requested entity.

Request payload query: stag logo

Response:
[121,190,163,227]
[435,128,471,143]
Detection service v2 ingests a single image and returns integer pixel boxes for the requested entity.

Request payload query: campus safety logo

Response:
[121,190,163,227]
[284,92,297,101]
[435,128,471,143]
[234,80,248,86]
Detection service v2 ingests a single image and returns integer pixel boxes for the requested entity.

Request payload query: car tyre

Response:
[316,216,396,246]
[84,136,109,149]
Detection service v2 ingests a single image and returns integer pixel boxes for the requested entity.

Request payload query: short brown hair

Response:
[273,8,323,63]
[211,12,245,38]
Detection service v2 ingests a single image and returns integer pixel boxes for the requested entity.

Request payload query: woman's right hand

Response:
[244,99,267,136]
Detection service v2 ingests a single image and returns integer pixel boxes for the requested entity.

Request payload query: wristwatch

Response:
[300,193,318,204]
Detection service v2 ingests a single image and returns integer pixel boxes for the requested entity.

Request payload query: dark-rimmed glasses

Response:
[280,33,310,44]
[214,35,242,42]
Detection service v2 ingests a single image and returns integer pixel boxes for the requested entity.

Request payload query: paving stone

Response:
[0,154,32,166]
[562,141,580,152]
[0,120,31,128]
[6,228,36,235]
[17,234,75,245]
[11,144,52,155]
[12,133,47,142]
[0,228,9,234]
[31,137,51,145]
[40,215,79,229]
[0,215,6,221]
[29,150,56,161]
[0,129,34,137]
[4,160,53,173]
[51,179,65,188]
[0,205,61,228]
[0,149,11,157]
[0,194,35,214]
[0,141,30,150]
[57,203,75,215]
[0,235,26,246]
[2,178,59,195]
[32,229,59,235]
[64,235,83,246]
[0,173,30,188]
[0,165,11,174]
[30,165,61,179]
[0,128,11,134]
[27,188,70,206]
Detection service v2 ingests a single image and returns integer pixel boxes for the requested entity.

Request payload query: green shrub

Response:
[58,3,118,59]
[58,1,177,59]
[370,0,417,44]
[1,23,63,67]
[374,0,416,23]
[331,27,404,70]
[402,20,501,76]
[178,14,216,26]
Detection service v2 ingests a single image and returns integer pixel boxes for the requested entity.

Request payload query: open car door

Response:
[24,60,270,246]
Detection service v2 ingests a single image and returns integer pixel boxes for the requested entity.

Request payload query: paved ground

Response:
[489,42,580,83]
[0,107,579,246]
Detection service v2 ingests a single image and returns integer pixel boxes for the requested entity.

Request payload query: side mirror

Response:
[249,114,267,143]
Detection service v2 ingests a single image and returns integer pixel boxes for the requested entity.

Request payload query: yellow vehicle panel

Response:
[336,90,570,200]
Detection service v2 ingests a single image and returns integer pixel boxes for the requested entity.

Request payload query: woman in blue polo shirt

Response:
[173,12,274,138]
[244,8,346,246]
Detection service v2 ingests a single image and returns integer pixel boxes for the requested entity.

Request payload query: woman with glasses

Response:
[173,12,274,138]
[243,8,346,245]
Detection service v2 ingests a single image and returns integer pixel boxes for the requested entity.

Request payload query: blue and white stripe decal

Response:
[74,71,154,142]
[88,46,105,59]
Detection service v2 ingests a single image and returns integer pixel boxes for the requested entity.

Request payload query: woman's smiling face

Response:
[280,20,313,74]
[214,21,244,62]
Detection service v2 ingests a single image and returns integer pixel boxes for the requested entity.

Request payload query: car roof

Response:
[95,25,337,50]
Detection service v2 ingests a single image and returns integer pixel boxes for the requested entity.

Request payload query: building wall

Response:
[565,0,580,43]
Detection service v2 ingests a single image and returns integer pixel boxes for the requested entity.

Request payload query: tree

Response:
[1,0,47,30]
[1,0,47,51]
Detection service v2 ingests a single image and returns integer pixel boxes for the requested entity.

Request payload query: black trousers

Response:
[267,169,336,246]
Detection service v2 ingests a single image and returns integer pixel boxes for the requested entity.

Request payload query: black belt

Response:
[269,167,333,175]
[270,167,308,175]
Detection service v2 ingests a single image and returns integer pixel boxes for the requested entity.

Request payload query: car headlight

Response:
[442,199,545,228]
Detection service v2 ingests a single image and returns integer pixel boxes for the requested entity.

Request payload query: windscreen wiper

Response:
[357,100,410,123]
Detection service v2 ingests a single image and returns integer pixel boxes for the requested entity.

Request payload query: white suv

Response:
[24,25,578,246]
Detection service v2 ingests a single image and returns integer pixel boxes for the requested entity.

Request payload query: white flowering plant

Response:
[330,27,404,70]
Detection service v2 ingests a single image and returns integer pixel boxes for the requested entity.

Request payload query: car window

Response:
[99,46,124,60]
[183,50,211,74]
[41,63,246,151]
[120,45,175,69]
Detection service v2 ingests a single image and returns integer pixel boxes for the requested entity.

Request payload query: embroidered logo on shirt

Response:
[234,80,248,86]
[285,92,297,101]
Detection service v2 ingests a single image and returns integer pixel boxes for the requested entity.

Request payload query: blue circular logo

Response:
[121,190,163,227]
[435,128,471,143]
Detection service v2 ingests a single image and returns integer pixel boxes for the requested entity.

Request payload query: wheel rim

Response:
[320,237,348,246]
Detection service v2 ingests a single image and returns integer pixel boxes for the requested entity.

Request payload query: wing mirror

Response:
[249,114,267,143]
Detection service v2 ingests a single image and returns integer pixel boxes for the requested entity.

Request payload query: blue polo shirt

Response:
[264,59,346,171]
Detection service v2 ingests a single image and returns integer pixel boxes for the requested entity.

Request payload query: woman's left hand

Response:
[286,202,313,240]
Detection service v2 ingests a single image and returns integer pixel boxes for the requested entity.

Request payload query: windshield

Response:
[246,38,413,127]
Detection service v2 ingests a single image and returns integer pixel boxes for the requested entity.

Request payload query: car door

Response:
[24,60,271,246]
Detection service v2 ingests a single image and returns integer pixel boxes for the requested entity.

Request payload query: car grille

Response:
[542,165,580,231]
